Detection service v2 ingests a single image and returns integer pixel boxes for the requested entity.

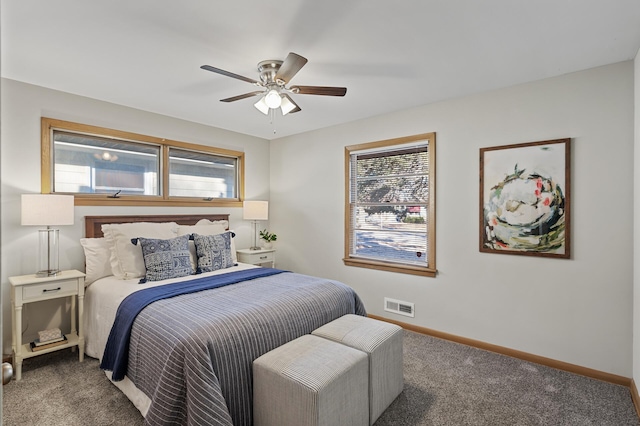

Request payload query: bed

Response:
[81,214,366,426]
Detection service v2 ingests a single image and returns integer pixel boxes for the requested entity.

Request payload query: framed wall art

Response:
[479,138,571,258]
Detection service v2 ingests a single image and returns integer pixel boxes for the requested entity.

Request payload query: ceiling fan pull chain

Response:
[270,108,277,135]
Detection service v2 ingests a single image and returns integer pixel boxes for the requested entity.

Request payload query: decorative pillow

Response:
[193,232,235,273]
[227,229,237,261]
[135,234,193,283]
[80,237,112,285]
[102,222,178,280]
[177,224,238,266]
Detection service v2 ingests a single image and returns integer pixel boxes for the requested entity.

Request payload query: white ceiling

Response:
[2,1,640,140]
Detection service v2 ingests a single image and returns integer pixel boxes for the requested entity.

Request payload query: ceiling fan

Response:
[200,52,347,116]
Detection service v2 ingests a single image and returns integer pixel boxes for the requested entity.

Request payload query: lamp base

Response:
[37,228,60,278]
[250,220,262,251]
[35,269,62,278]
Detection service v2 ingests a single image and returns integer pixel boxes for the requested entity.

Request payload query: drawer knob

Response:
[42,287,61,293]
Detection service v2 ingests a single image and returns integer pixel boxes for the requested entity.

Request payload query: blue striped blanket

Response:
[100,267,287,380]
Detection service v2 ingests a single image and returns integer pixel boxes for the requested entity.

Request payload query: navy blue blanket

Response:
[100,268,287,380]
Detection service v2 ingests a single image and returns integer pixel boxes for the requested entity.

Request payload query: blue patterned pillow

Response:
[193,232,235,273]
[135,234,194,283]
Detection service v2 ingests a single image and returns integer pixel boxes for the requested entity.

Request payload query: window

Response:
[168,148,238,199]
[52,131,160,196]
[41,118,244,207]
[344,133,436,277]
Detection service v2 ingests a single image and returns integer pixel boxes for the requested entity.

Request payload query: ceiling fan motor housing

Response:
[257,60,283,86]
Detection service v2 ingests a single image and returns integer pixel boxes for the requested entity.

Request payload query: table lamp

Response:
[21,194,75,277]
[243,200,268,250]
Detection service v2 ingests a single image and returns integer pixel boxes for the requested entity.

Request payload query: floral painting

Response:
[479,138,570,258]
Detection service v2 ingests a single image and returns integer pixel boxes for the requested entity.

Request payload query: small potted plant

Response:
[259,229,277,249]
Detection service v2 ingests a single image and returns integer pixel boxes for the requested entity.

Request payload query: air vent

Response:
[384,297,415,318]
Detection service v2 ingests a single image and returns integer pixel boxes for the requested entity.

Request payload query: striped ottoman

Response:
[312,315,404,424]
[253,334,369,426]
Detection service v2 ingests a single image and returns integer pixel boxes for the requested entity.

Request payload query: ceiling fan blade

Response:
[281,94,301,115]
[200,65,260,85]
[274,52,308,84]
[290,85,347,96]
[220,91,265,102]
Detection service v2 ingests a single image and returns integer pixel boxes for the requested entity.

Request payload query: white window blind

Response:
[348,143,430,267]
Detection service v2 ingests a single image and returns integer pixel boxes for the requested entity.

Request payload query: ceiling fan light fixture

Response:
[254,97,269,115]
[264,89,282,109]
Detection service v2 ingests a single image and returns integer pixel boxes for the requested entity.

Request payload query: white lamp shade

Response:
[243,200,269,221]
[254,97,270,115]
[280,95,297,116]
[21,194,75,226]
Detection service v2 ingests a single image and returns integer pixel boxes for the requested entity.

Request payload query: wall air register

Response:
[384,297,415,318]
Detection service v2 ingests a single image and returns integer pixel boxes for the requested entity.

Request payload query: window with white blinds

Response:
[344,133,436,277]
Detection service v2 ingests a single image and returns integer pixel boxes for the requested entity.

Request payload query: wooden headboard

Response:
[85,214,230,238]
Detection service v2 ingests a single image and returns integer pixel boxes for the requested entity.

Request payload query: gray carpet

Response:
[3,330,639,425]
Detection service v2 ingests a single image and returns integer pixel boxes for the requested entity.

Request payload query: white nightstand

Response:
[9,269,85,381]
[237,248,276,268]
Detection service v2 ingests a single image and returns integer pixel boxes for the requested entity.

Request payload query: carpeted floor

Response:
[3,330,639,425]
[376,332,639,426]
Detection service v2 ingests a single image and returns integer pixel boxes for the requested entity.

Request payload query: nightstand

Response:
[9,269,85,380]
[237,248,276,268]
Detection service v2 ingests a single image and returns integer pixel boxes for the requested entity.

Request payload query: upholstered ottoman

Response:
[312,315,404,425]
[253,334,369,426]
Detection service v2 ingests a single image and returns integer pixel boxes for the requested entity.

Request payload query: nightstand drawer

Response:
[236,248,276,267]
[253,252,274,263]
[22,279,78,301]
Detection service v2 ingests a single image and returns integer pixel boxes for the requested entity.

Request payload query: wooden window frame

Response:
[344,133,437,277]
[41,118,244,207]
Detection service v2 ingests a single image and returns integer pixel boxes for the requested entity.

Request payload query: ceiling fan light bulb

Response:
[264,89,282,108]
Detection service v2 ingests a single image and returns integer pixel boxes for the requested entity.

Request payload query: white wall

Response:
[0,78,270,351]
[633,49,640,386]
[270,62,635,377]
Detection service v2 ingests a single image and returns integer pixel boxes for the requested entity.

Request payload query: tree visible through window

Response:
[344,133,436,277]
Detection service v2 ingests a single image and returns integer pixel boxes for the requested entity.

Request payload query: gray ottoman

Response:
[312,315,404,425]
[253,334,369,426]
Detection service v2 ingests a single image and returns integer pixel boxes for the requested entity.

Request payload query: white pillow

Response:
[195,218,229,229]
[80,237,112,285]
[177,224,227,236]
[102,222,178,280]
[177,224,237,269]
